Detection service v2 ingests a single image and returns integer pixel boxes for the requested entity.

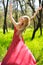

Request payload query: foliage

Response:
[23,28,43,65]
[0,29,14,61]
[0,28,43,65]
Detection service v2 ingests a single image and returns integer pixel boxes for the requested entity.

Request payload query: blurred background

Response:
[0,0,43,65]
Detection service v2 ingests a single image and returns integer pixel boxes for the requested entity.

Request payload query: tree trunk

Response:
[2,0,9,34]
[3,12,8,34]
[31,0,42,40]
[31,18,42,40]
[27,0,42,40]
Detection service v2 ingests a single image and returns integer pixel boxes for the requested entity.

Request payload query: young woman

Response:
[0,3,42,65]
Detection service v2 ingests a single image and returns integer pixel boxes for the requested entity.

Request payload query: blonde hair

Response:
[22,15,30,26]
[18,15,30,26]
[18,15,30,32]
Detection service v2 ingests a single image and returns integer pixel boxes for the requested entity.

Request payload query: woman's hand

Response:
[30,6,42,20]
[38,6,42,11]
[9,2,12,16]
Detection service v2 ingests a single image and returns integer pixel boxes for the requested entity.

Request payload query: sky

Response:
[35,0,39,8]
[0,0,41,10]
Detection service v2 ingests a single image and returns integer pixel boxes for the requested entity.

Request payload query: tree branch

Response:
[27,1,39,19]
[18,0,25,15]
[2,0,5,11]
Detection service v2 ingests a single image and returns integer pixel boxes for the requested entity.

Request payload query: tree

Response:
[2,0,9,34]
[18,0,25,15]
[27,0,42,40]
[27,0,36,29]
[31,0,42,40]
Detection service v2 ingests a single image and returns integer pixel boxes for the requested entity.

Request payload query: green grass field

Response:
[0,28,43,65]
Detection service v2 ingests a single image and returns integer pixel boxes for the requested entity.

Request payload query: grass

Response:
[0,28,43,65]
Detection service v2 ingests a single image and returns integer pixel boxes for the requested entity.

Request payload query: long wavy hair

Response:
[18,15,30,32]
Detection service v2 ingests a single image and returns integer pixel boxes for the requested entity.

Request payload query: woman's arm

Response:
[9,3,21,29]
[9,3,17,26]
[30,6,42,20]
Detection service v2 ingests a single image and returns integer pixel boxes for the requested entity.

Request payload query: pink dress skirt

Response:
[0,27,36,65]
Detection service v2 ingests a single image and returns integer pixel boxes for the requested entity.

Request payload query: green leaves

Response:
[0,29,13,61]
[0,28,43,65]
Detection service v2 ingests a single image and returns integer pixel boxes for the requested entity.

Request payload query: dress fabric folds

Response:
[0,27,36,65]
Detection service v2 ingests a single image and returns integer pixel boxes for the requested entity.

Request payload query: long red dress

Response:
[0,27,36,65]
